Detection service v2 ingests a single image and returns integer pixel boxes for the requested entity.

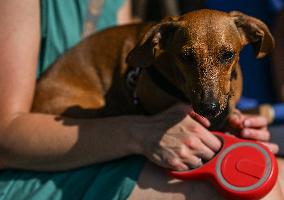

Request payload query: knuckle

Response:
[197,149,214,160]
[214,138,222,150]
[203,134,222,151]
[178,144,190,158]
[205,151,215,160]
[191,157,203,168]
[189,123,201,133]
[186,136,201,149]
[167,157,181,167]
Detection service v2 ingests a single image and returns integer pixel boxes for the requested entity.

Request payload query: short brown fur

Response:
[32,9,274,127]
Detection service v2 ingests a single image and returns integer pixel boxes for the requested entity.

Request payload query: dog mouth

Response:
[192,100,230,129]
[208,104,230,130]
[192,102,222,119]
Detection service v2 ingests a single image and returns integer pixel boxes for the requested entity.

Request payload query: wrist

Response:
[125,115,151,155]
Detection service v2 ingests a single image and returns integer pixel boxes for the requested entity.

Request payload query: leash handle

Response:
[169,132,240,179]
[169,131,278,200]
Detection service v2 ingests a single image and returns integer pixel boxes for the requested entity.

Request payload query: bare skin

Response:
[130,110,284,200]
[277,158,284,194]
[0,1,283,199]
[130,162,284,200]
[0,1,222,172]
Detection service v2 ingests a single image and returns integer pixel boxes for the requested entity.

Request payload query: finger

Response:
[243,116,268,128]
[182,155,203,169]
[157,149,189,171]
[176,144,203,169]
[260,142,279,154]
[182,118,222,152]
[188,110,211,127]
[241,128,270,141]
[194,143,216,161]
[227,111,245,129]
[184,137,216,160]
[196,126,222,152]
[168,157,189,171]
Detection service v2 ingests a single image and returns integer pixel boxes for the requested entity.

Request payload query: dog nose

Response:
[197,102,220,118]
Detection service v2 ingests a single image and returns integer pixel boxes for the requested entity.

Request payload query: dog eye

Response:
[220,50,235,64]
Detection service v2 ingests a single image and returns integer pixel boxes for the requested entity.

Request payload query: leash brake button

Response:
[220,145,266,187]
[236,159,265,179]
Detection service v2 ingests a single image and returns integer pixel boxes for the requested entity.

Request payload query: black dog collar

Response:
[145,67,190,103]
[126,66,190,106]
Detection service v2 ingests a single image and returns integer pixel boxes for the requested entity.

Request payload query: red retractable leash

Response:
[169,131,278,200]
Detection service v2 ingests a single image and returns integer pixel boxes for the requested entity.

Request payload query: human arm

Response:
[0,0,223,172]
[117,0,133,24]
[0,0,143,171]
[0,1,222,172]
[0,1,145,171]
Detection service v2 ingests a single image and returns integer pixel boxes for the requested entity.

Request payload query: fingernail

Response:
[193,158,203,168]
[197,158,203,166]
[268,146,273,153]
[204,119,211,127]
[244,120,250,127]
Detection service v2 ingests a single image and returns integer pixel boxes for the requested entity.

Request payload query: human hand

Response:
[227,109,279,154]
[132,103,222,171]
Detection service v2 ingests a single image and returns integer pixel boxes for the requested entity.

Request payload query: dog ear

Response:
[126,20,182,68]
[230,11,275,58]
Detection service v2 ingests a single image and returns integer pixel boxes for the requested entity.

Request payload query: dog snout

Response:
[196,101,220,118]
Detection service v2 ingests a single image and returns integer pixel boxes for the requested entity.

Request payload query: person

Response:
[0,1,283,200]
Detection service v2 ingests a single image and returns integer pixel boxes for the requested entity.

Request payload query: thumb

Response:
[162,103,211,128]
[188,110,211,128]
[228,109,245,129]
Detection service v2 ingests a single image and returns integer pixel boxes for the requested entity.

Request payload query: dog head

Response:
[127,9,274,122]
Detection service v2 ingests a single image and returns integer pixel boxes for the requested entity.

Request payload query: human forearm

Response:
[0,103,224,173]
[0,113,141,171]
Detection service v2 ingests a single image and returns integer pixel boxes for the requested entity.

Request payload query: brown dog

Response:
[32,9,274,128]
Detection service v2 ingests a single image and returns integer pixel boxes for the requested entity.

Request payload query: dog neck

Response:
[145,67,191,103]
[126,66,186,114]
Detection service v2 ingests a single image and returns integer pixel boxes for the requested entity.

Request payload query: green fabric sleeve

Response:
[96,0,126,31]
[38,0,89,77]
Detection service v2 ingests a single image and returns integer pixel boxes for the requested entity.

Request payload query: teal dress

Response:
[0,1,145,199]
